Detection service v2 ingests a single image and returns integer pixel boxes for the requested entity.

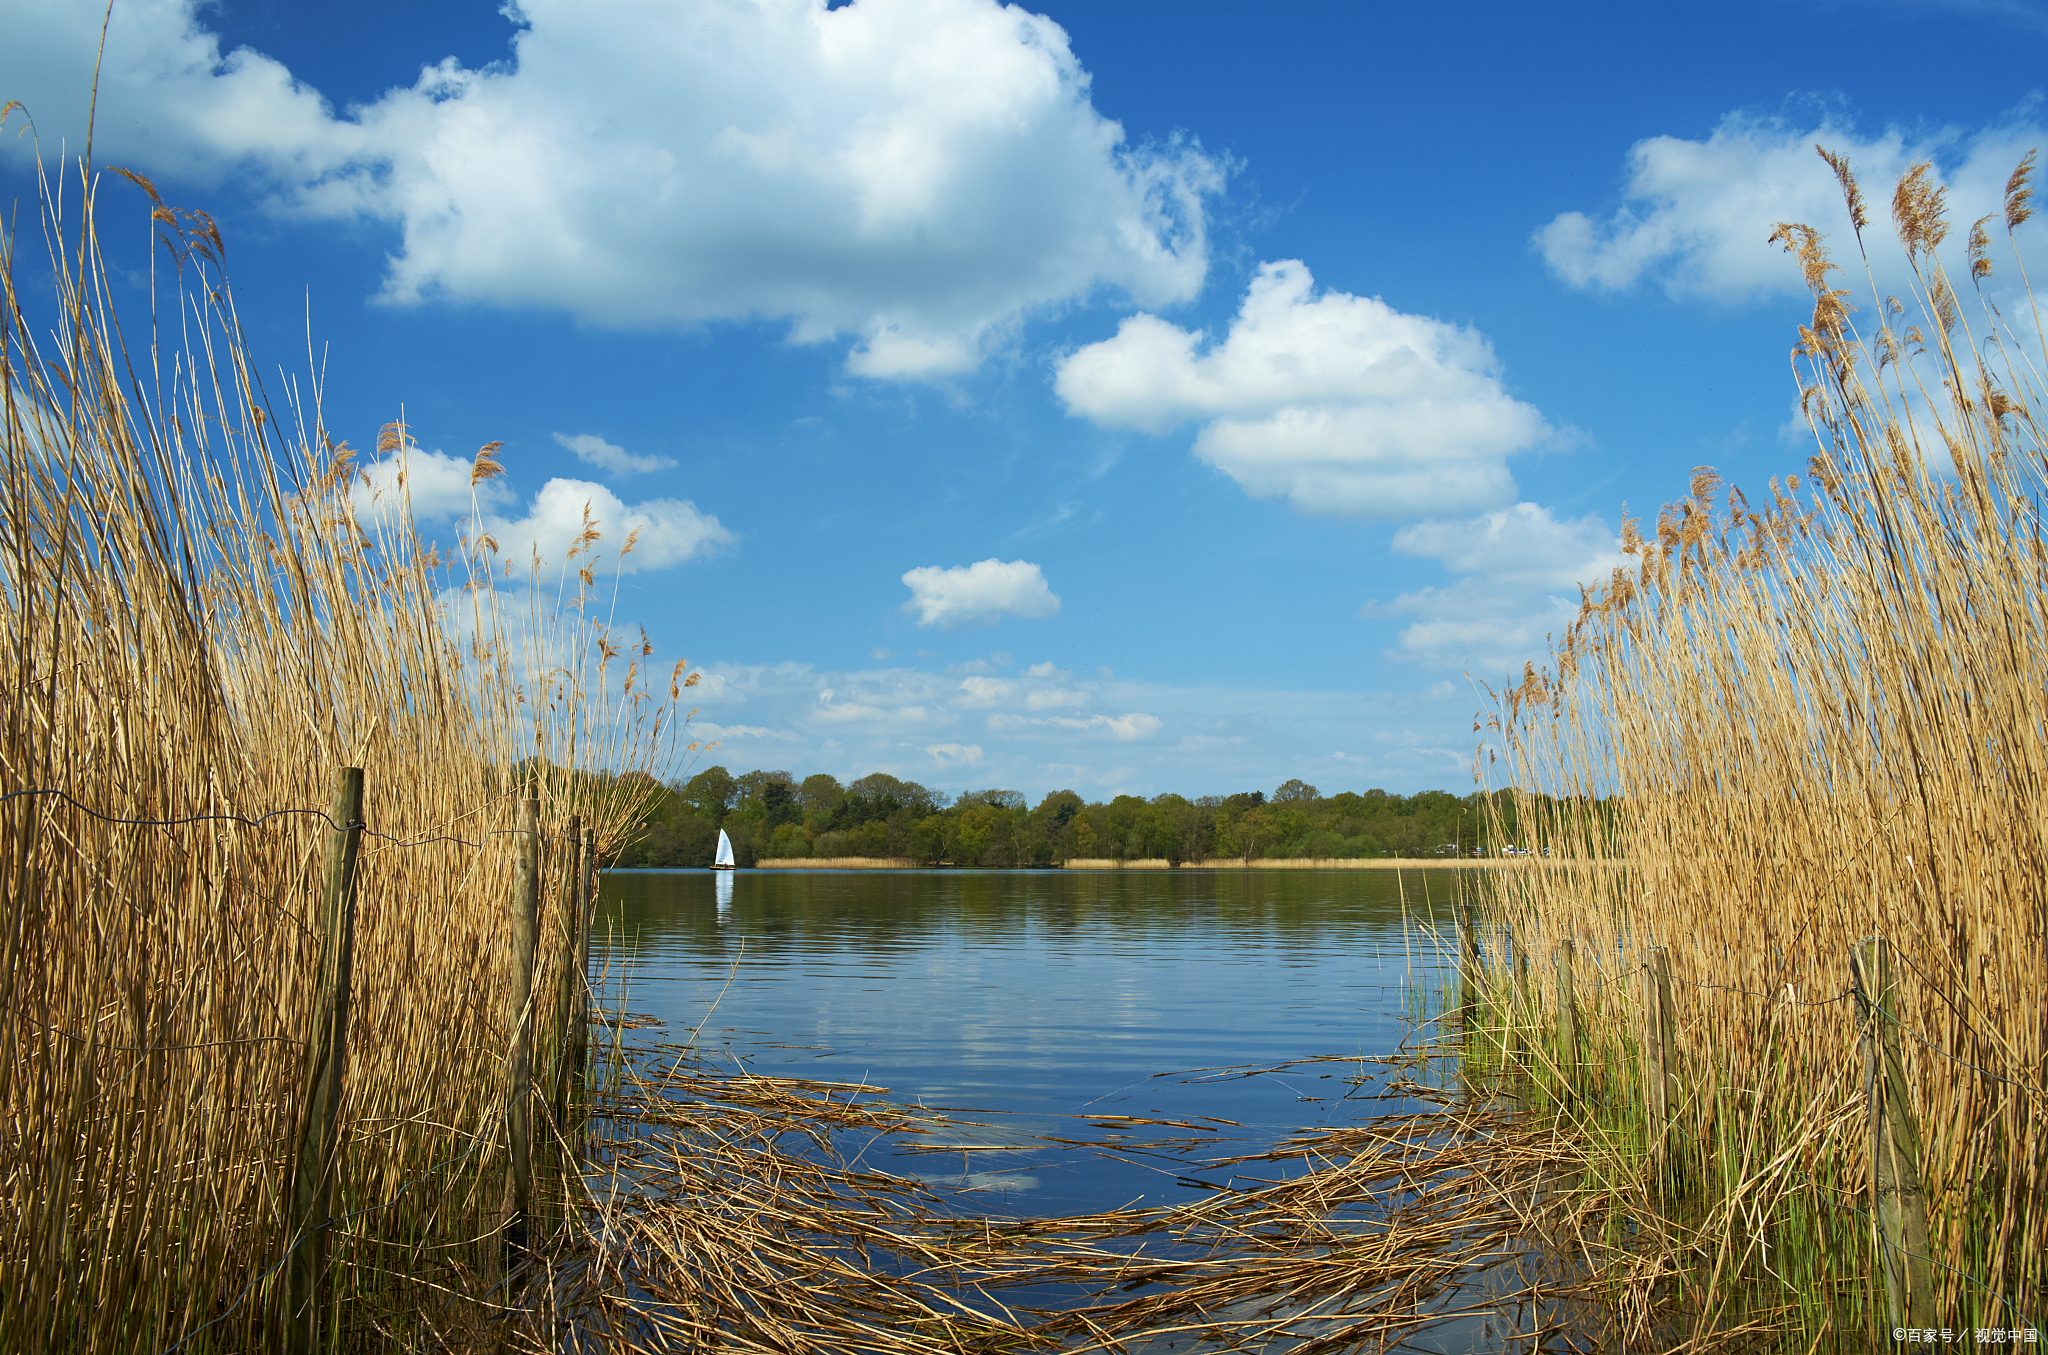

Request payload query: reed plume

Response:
[0,156,680,1349]
[1482,147,2048,1342]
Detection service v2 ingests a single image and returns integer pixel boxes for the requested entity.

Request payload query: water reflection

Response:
[596,867,1481,1220]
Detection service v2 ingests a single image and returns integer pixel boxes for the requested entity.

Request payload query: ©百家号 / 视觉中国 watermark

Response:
[1894,1332,2040,1346]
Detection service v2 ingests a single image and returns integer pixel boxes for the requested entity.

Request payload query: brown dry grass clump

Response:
[1,151,680,1348]
[500,1034,1594,1355]
[1478,148,2048,1344]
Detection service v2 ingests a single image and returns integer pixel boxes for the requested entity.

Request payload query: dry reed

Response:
[495,1026,1597,1354]
[1,150,680,1349]
[1477,147,2048,1345]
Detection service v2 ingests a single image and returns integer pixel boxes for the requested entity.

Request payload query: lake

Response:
[593,867,1480,1220]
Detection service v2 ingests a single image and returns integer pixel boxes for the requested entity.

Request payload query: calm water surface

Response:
[594,867,1481,1218]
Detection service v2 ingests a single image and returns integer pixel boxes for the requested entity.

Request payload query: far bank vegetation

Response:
[608,767,1576,868]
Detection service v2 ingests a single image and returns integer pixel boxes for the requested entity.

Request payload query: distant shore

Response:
[750,856,1600,871]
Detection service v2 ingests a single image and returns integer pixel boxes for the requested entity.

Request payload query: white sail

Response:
[713,828,736,869]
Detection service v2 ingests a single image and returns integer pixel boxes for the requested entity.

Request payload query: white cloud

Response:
[991,711,1160,740]
[816,700,928,724]
[7,0,1221,378]
[663,659,1472,794]
[1025,660,1060,677]
[955,676,1015,706]
[691,721,796,741]
[1369,503,1623,674]
[1099,712,1161,740]
[350,446,506,526]
[1534,108,2048,302]
[1371,581,1580,676]
[902,558,1061,627]
[553,432,677,476]
[0,0,352,183]
[485,478,733,573]
[1055,260,1548,516]
[1391,501,1627,591]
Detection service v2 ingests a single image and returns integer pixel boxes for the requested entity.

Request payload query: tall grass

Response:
[1480,149,2048,1343]
[1,152,682,1349]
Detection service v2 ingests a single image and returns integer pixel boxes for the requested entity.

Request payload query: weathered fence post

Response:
[1641,946,1682,1181]
[549,816,584,1154]
[1512,928,1531,1060]
[1456,900,1484,1036]
[572,821,596,1085]
[1852,936,1933,1332]
[286,766,365,1354]
[1555,938,1579,1097]
[500,789,541,1273]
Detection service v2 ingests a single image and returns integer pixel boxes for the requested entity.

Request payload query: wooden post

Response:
[572,822,596,1084]
[1641,946,1682,1180]
[286,767,365,1354]
[1512,927,1532,1061]
[1456,901,1483,1031]
[1555,938,1579,1097]
[500,789,541,1272]
[549,816,584,1152]
[1853,937,1933,1332]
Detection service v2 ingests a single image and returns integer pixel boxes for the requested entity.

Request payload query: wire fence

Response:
[1,778,611,1347]
[0,783,588,851]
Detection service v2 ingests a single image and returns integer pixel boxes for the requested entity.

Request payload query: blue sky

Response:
[5,0,2046,800]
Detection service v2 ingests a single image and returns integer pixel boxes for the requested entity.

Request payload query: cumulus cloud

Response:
[923,742,984,765]
[350,446,506,526]
[1370,580,1580,676]
[1055,260,1549,516]
[902,558,1061,627]
[1092,712,1161,740]
[1368,503,1623,674]
[955,676,1015,706]
[553,432,676,476]
[485,478,733,573]
[5,0,1220,378]
[1534,108,2048,302]
[1391,501,1627,592]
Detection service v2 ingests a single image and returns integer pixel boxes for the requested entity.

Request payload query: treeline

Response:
[606,767,1576,869]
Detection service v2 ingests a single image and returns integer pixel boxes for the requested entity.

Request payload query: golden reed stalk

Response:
[0,149,684,1349]
[1482,150,2048,1341]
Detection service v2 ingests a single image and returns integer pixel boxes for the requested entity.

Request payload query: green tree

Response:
[681,765,737,820]
[798,773,844,822]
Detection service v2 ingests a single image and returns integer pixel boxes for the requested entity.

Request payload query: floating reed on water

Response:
[1478,148,2048,1344]
[517,1027,1600,1354]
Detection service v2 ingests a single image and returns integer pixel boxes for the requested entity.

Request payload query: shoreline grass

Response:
[0,151,683,1349]
[1461,148,2048,1347]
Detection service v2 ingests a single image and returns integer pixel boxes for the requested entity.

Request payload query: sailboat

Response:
[712,828,737,871]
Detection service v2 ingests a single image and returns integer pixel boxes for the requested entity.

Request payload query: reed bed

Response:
[1474,149,2048,1345]
[496,1023,1608,1354]
[1,153,678,1348]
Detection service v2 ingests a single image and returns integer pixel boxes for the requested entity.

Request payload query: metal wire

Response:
[0,783,587,850]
